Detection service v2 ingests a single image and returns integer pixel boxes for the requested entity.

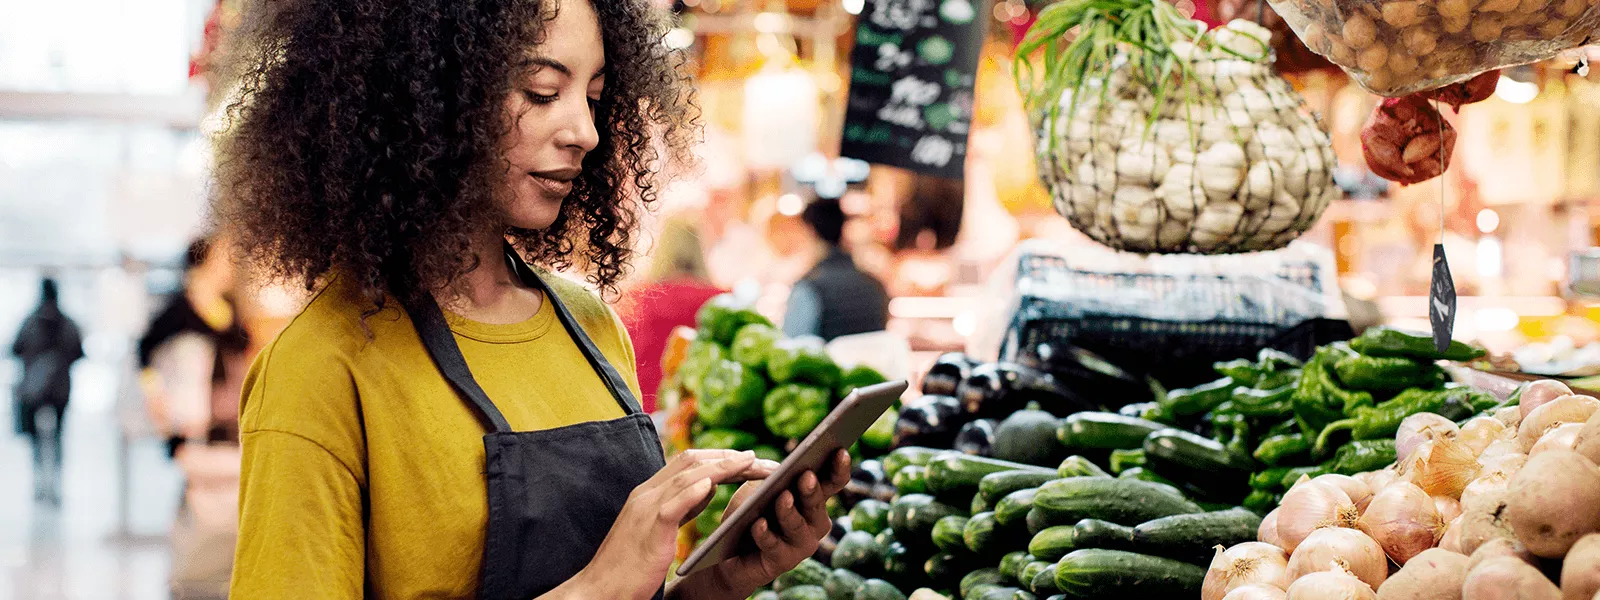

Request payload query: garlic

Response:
[1158,164,1209,221]
[1115,138,1173,185]
[1193,201,1246,250]
[1195,142,1248,200]
[1240,161,1284,210]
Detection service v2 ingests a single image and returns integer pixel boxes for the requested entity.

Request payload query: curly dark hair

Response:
[215,0,697,309]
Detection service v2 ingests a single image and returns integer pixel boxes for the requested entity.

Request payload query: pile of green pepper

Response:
[1147,328,1491,513]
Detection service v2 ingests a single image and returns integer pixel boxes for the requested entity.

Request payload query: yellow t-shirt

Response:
[230,274,642,599]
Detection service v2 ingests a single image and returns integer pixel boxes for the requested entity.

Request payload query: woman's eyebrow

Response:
[525,56,572,77]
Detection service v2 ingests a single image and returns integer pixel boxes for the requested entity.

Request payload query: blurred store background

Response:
[5,0,1600,598]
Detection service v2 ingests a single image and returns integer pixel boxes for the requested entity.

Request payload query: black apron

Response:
[406,249,667,600]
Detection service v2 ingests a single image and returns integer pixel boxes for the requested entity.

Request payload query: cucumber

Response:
[1025,507,1051,536]
[1056,456,1110,479]
[873,528,896,550]
[979,471,1060,505]
[1053,549,1205,597]
[923,551,973,589]
[1142,428,1255,502]
[754,591,778,600]
[971,492,992,514]
[993,409,1065,466]
[994,488,1039,528]
[778,585,828,600]
[1116,466,1179,488]
[832,530,882,572]
[1019,561,1054,591]
[999,551,1034,579]
[1027,525,1076,561]
[853,578,907,600]
[1131,507,1263,565]
[1055,412,1166,451]
[1107,448,1146,474]
[893,465,929,495]
[825,569,866,600]
[931,515,970,553]
[925,452,1056,498]
[883,447,942,479]
[887,494,963,546]
[1029,563,1060,595]
[1032,477,1201,527]
[971,588,1024,600]
[880,542,926,588]
[960,568,1008,599]
[776,559,831,591]
[850,499,892,535]
[1071,519,1135,553]
[963,511,1005,557]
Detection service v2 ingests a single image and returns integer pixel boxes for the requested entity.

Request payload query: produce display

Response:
[1018,0,1337,255]
[1215,376,1600,599]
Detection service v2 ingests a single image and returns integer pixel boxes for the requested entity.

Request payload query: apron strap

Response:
[406,292,514,434]
[504,246,644,416]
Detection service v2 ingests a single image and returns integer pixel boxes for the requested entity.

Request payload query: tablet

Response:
[676,379,908,577]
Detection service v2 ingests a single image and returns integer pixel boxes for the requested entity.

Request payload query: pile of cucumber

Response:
[754,448,1259,600]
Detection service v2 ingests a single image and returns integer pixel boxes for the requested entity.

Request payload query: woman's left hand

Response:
[673,449,851,599]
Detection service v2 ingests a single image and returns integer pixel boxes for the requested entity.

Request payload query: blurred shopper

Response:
[784,198,891,341]
[137,237,250,600]
[215,1,846,598]
[620,216,725,413]
[10,278,84,506]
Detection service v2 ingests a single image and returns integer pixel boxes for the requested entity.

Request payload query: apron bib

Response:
[406,248,667,600]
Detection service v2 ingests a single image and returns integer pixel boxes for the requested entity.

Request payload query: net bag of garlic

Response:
[1213,0,1336,74]
[1267,0,1600,96]
[1018,10,1337,255]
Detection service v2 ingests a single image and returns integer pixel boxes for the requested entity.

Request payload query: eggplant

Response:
[892,394,967,449]
[922,352,979,396]
[952,419,998,457]
[841,459,893,505]
[956,362,1096,419]
[1017,341,1154,408]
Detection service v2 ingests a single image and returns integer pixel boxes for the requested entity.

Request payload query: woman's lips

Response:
[529,173,573,198]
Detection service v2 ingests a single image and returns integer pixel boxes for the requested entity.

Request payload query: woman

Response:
[11,278,84,505]
[619,216,726,412]
[217,1,848,599]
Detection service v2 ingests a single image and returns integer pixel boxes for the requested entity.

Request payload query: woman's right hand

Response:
[572,449,777,600]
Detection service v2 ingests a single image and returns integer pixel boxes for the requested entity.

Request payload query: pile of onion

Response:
[1359,481,1445,564]
[1276,479,1359,552]
[1203,542,1291,600]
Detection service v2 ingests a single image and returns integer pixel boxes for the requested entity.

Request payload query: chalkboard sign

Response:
[839,0,987,180]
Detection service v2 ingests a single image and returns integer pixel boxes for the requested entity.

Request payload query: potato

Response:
[1573,412,1600,465]
[1519,396,1600,452]
[1467,538,1536,571]
[1461,557,1561,600]
[1504,450,1600,558]
[1564,534,1600,600]
[1458,488,1515,556]
[1377,548,1468,600]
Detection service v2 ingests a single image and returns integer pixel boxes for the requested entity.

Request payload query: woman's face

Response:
[499,0,605,231]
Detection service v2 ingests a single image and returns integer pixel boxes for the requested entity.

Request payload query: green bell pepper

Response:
[1255,368,1302,391]
[1292,347,1374,436]
[698,359,768,427]
[1253,432,1311,467]
[731,323,783,370]
[1251,467,1293,491]
[1109,448,1146,473]
[1162,378,1236,417]
[860,407,896,450]
[1312,387,1480,453]
[766,339,842,388]
[694,428,759,450]
[1242,490,1278,514]
[1349,326,1486,362]
[680,339,726,397]
[1265,419,1299,438]
[1280,465,1329,489]
[1325,439,1397,475]
[836,364,889,401]
[1332,353,1436,391]
[1230,385,1296,418]
[1213,358,1261,386]
[1257,348,1304,371]
[696,294,773,346]
[763,383,831,439]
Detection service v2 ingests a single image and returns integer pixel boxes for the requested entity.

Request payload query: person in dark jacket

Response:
[783,197,890,341]
[11,277,84,505]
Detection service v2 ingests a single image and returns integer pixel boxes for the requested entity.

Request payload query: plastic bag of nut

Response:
[1265,0,1600,95]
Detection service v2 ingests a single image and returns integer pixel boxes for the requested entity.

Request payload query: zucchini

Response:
[1070,519,1135,552]
[999,551,1034,579]
[824,569,865,600]
[853,579,907,600]
[850,499,891,535]
[1056,456,1110,479]
[1131,508,1263,565]
[1025,507,1051,536]
[925,452,1055,498]
[931,515,969,553]
[1117,466,1179,488]
[994,488,1039,528]
[971,492,992,514]
[1142,428,1255,502]
[923,551,973,589]
[831,530,882,572]
[960,568,1008,599]
[778,585,828,600]
[883,447,942,479]
[1019,561,1055,591]
[1055,412,1166,451]
[887,494,962,547]
[1053,549,1205,597]
[979,471,1060,505]
[1027,525,1076,562]
[1032,477,1201,527]
[893,465,929,495]
[1029,563,1060,595]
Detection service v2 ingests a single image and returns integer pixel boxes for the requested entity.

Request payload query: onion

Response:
[1313,474,1374,512]
[1359,481,1444,564]
[1478,439,1523,463]
[1458,470,1512,513]
[1517,395,1600,452]
[1396,413,1460,462]
[1494,406,1522,429]
[1518,379,1573,421]
[1259,508,1287,548]
[1223,584,1286,600]
[1528,422,1584,456]
[1203,542,1291,600]
[1477,451,1526,476]
[1439,515,1464,553]
[1286,527,1388,590]
[1285,560,1376,600]
[1352,468,1398,493]
[1397,438,1480,498]
[1277,481,1357,553]
[1433,495,1462,522]
[1459,416,1507,456]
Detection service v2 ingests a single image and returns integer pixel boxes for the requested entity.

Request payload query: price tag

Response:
[1430,243,1457,353]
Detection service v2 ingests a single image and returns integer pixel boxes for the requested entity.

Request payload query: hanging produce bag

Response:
[1267,0,1600,95]
[1019,7,1338,255]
